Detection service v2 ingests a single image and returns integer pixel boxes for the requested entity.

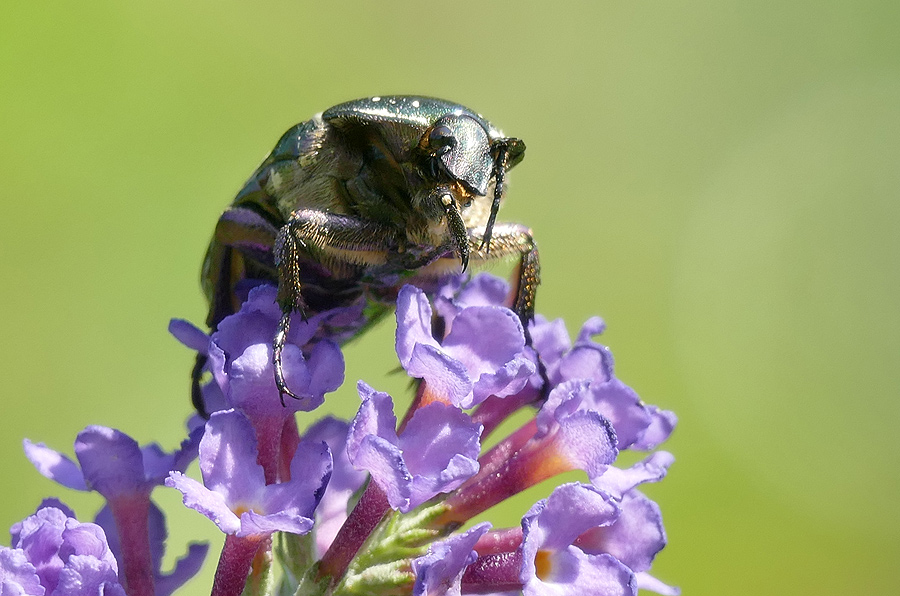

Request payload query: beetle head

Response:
[421,114,494,196]
[419,115,525,262]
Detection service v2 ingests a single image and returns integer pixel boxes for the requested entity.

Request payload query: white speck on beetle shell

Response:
[372,96,381,102]
[412,100,420,108]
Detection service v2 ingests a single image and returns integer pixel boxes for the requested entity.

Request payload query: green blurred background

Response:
[2,1,898,594]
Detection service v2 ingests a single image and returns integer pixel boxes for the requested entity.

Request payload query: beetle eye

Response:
[428,125,455,155]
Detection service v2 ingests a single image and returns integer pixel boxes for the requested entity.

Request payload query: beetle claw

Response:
[273,309,303,407]
[276,377,303,407]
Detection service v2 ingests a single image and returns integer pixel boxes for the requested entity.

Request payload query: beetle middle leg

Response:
[273,209,397,403]
[474,223,547,392]
[471,222,548,396]
[415,221,548,393]
[468,222,541,326]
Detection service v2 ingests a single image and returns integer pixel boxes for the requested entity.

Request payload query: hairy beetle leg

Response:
[272,209,397,404]
[469,222,550,397]
[273,310,301,406]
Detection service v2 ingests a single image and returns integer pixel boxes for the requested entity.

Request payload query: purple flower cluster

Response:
[388,276,677,596]
[10,272,677,596]
[1,500,124,596]
[21,424,207,596]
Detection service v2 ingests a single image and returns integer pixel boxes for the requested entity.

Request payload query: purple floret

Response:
[166,409,331,538]
[23,423,200,500]
[206,285,345,418]
[170,285,347,421]
[4,501,125,596]
[532,380,620,483]
[520,484,635,596]
[395,285,534,409]
[23,424,206,596]
[412,522,491,596]
[347,382,482,512]
[517,482,678,596]
[536,316,678,452]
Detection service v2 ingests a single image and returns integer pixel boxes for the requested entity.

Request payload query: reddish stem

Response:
[397,379,428,432]
[440,430,569,524]
[211,534,264,596]
[471,390,538,439]
[279,416,301,482]
[316,482,390,585]
[250,415,285,485]
[109,494,155,596]
[473,527,524,556]
[460,550,523,594]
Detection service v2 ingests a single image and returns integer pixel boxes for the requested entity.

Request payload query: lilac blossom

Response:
[2,500,125,596]
[532,316,677,451]
[170,285,345,485]
[22,425,203,596]
[517,483,678,596]
[453,484,663,596]
[166,409,332,596]
[396,285,534,409]
[454,481,677,596]
[346,381,482,513]
[23,425,199,499]
[441,380,619,523]
[166,409,331,538]
[411,522,491,596]
[12,271,678,596]
[169,285,345,421]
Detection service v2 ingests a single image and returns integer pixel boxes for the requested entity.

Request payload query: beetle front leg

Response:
[468,222,541,324]
[272,209,397,403]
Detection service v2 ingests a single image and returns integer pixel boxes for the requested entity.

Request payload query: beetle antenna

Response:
[481,140,510,253]
[441,193,470,271]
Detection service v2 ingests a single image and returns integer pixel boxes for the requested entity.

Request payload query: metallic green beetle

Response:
[196,95,540,414]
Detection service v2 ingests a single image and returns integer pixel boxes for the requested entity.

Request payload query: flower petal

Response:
[412,522,492,596]
[165,472,241,535]
[0,547,44,596]
[23,441,88,492]
[238,510,314,538]
[167,319,209,354]
[198,411,266,505]
[73,427,145,498]
[594,452,674,500]
[395,285,440,367]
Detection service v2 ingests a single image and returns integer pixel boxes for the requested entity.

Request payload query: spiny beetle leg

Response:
[273,309,302,406]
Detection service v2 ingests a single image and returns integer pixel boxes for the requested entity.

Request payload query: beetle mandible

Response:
[195,96,540,414]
